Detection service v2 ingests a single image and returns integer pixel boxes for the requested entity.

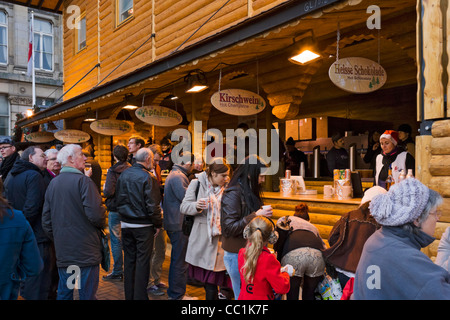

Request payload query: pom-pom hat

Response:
[379,130,399,146]
[360,186,387,205]
[369,178,430,226]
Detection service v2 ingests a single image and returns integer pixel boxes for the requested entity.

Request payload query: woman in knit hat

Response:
[374,130,415,189]
[353,178,450,299]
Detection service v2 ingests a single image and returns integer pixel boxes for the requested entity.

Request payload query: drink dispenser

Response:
[313,145,320,179]
[349,143,356,172]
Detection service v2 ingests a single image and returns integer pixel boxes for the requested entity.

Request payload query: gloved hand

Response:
[281,264,295,277]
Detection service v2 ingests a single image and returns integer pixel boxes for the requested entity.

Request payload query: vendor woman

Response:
[375,130,415,188]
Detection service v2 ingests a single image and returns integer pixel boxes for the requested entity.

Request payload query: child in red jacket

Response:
[238,216,293,300]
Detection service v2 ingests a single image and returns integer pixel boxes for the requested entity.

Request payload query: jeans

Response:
[21,241,57,300]
[108,211,123,275]
[122,226,155,300]
[166,230,189,299]
[223,251,240,300]
[57,265,99,300]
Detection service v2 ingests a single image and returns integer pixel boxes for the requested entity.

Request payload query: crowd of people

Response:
[0,133,449,301]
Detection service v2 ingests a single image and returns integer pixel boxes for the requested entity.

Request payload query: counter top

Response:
[262,191,362,205]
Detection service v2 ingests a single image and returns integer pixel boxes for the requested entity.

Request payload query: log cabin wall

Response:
[415,0,450,259]
[62,0,296,101]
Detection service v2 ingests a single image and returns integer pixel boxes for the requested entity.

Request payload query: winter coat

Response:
[42,166,106,268]
[0,152,19,182]
[238,247,290,300]
[353,226,450,300]
[220,184,257,253]
[0,208,43,300]
[322,205,379,274]
[103,161,131,212]
[180,172,226,272]
[115,163,162,227]
[4,159,48,243]
[162,165,190,231]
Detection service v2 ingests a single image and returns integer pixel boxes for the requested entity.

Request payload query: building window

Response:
[75,15,86,52]
[0,11,7,64]
[0,95,9,135]
[117,0,133,25]
[34,18,53,72]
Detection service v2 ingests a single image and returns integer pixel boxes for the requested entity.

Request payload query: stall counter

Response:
[262,191,362,245]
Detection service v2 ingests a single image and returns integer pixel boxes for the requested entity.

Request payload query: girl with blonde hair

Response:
[237,216,293,300]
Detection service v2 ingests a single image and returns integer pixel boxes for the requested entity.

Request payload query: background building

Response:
[0,1,63,137]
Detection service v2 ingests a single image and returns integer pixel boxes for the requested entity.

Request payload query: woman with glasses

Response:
[353,178,450,300]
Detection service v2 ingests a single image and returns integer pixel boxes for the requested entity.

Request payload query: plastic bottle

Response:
[398,169,406,182]
[406,169,414,179]
[386,166,394,190]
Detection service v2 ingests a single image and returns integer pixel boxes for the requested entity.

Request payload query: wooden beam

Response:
[422,0,445,120]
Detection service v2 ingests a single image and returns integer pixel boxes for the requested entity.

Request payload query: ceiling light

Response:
[84,108,96,122]
[122,93,138,110]
[289,49,321,65]
[123,104,138,110]
[185,70,208,93]
[165,94,179,100]
[47,121,58,130]
[116,109,133,121]
[288,35,321,65]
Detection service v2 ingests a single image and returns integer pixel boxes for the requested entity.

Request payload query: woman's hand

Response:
[256,206,273,218]
[196,198,208,211]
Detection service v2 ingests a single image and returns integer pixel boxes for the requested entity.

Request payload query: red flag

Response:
[26,22,33,76]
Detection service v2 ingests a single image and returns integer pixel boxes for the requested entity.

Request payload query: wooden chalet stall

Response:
[15,0,450,259]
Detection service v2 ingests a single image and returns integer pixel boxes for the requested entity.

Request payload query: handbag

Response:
[99,229,110,272]
[182,180,200,236]
[317,274,342,300]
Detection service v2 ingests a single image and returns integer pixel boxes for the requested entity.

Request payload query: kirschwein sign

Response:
[211,89,266,116]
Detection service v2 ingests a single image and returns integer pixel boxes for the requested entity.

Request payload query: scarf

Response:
[379,147,399,182]
[198,171,225,242]
[0,152,19,180]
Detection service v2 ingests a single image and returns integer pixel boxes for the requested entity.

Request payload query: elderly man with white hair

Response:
[115,147,162,300]
[42,148,61,186]
[42,144,106,300]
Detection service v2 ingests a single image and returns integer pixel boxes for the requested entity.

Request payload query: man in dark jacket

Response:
[42,144,106,300]
[0,136,19,181]
[102,145,130,281]
[162,153,194,300]
[115,147,162,300]
[4,146,52,300]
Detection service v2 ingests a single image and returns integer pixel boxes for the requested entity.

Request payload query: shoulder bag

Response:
[182,180,200,236]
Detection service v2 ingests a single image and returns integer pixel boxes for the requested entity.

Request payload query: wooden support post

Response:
[421,0,445,119]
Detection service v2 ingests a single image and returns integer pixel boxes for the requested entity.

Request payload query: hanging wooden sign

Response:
[135,105,183,127]
[210,89,266,116]
[54,129,91,143]
[90,119,133,136]
[329,57,387,93]
[25,131,55,143]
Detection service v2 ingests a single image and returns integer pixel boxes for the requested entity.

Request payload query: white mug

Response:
[323,185,335,198]
[342,186,353,199]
